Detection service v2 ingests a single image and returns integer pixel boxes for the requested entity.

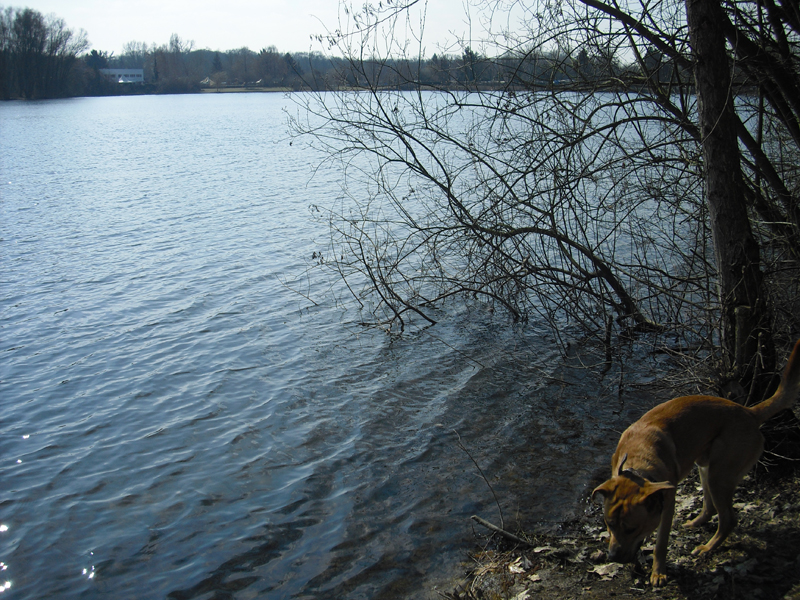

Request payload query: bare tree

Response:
[118,41,151,69]
[0,7,88,99]
[291,0,800,393]
[686,0,773,389]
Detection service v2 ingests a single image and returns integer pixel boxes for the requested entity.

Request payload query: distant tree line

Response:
[0,6,89,99]
[93,36,318,94]
[2,5,683,100]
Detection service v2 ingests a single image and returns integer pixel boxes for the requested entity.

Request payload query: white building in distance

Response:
[99,69,144,83]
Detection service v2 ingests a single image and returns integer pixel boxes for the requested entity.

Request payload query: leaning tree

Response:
[291,0,800,398]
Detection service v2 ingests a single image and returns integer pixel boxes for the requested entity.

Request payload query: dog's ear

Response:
[615,453,629,476]
[640,480,674,512]
[641,480,675,498]
[592,480,615,503]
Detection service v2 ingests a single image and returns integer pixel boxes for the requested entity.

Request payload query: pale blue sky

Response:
[17,0,498,55]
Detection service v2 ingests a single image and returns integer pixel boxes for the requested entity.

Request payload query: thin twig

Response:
[470,515,534,548]
[425,331,486,369]
[454,429,504,529]
[276,273,319,306]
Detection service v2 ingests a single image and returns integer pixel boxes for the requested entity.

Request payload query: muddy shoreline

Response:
[440,437,800,600]
[435,341,800,600]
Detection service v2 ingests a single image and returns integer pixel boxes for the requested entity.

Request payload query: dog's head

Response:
[592,457,675,563]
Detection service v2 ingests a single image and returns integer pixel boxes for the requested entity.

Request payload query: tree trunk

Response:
[685,0,774,395]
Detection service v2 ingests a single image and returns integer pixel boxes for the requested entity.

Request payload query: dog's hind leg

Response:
[691,428,763,556]
[684,464,717,528]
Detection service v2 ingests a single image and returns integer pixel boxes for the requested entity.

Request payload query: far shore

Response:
[200,86,293,93]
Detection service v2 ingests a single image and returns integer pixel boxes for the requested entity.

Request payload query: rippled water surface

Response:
[0,94,657,599]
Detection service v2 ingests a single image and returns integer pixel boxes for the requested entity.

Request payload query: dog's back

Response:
[619,395,759,481]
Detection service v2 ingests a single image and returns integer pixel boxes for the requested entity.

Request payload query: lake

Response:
[0,93,655,599]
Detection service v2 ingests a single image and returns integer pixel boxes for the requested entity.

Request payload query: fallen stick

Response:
[470,515,534,547]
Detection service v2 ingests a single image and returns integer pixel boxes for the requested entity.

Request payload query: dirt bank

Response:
[440,465,800,600]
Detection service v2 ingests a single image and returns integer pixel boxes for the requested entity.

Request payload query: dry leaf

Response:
[509,557,526,574]
[589,563,623,579]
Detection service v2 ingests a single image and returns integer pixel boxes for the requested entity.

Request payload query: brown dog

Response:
[593,340,800,586]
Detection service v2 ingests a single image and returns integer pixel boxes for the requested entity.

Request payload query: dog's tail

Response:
[748,339,800,424]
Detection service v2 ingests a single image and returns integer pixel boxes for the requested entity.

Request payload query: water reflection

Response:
[0,526,9,595]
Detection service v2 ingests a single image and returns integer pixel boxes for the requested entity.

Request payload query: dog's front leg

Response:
[651,488,676,587]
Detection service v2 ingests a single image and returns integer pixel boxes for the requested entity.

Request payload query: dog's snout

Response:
[607,542,637,564]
